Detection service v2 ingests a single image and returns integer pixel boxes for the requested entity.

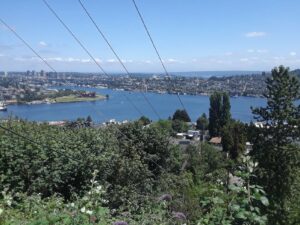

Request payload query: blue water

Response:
[0,86,266,123]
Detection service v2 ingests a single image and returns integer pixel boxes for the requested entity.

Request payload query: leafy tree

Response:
[138,116,151,126]
[172,119,189,133]
[221,120,246,160]
[196,113,209,131]
[251,65,300,224]
[85,115,93,127]
[172,109,191,122]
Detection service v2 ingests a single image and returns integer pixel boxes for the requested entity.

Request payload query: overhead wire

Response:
[130,0,189,115]
[77,0,161,120]
[0,2,185,186]
[0,17,165,171]
[42,0,163,119]
[0,18,57,73]
[42,0,143,117]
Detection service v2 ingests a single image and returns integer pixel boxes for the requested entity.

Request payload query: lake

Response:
[0,86,266,123]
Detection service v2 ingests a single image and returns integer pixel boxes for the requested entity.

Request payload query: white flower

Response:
[6,200,12,206]
[102,199,109,204]
[70,203,75,207]
[0,208,3,215]
[96,185,102,191]
[86,210,93,215]
[80,207,86,213]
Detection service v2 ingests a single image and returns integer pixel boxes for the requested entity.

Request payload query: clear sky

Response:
[1,0,300,73]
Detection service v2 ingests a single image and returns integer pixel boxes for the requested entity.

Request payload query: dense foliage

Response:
[0,119,269,224]
[0,66,299,224]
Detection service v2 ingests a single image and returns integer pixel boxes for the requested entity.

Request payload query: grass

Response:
[52,94,106,103]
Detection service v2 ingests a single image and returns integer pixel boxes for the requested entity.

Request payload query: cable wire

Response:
[0,18,57,73]
[42,0,143,117]
[131,0,189,114]
[77,0,161,120]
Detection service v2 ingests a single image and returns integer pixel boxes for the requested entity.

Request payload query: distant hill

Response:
[291,69,300,78]
[171,71,262,78]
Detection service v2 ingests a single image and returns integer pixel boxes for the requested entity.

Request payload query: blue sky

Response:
[1,0,300,72]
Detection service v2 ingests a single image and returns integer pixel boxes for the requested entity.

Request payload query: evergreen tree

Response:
[251,65,300,224]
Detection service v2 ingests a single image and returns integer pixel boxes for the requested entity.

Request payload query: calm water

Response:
[0,86,266,123]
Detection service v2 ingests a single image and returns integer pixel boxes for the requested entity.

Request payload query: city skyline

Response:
[1,0,300,72]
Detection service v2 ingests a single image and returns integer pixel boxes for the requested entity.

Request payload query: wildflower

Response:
[96,185,102,191]
[80,207,86,213]
[86,210,93,215]
[102,199,109,204]
[172,211,186,220]
[6,199,12,207]
[113,221,128,225]
[158,194,172,202]
[0,208,3,215]
[70,203,75,207]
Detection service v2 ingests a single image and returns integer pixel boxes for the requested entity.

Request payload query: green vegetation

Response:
[172,109,191,122]
[0,119,269,224]
[196,113,209,131]
[208,92,231,137]
[15,89,106,104]
[0,66,299,224]
[250,66,300,224]
[52,94,105,103]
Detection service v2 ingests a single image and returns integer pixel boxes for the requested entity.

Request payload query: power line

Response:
[42,0,143,117]
[0,14,164,170]
[77,0,161,120]
[130,0,189,114]
[0,18,57,73]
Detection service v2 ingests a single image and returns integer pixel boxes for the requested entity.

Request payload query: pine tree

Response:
[251,65,300,224]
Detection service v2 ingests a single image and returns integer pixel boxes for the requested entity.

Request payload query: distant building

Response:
[209,137,222,146]
[48,121,66,126]
[79,92,96,98]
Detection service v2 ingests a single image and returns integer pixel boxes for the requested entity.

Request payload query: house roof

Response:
[209,137,222,144]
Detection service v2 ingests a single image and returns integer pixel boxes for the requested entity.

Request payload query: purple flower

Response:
[158,194,172,202]
[172,211,186,220]
[113,221,128,225]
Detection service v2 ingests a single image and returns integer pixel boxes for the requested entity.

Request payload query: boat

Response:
[0,102,7,111]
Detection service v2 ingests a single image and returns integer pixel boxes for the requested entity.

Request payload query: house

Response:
[186,130,200,140]
[209,137,222,146]
[79,92,96,98]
